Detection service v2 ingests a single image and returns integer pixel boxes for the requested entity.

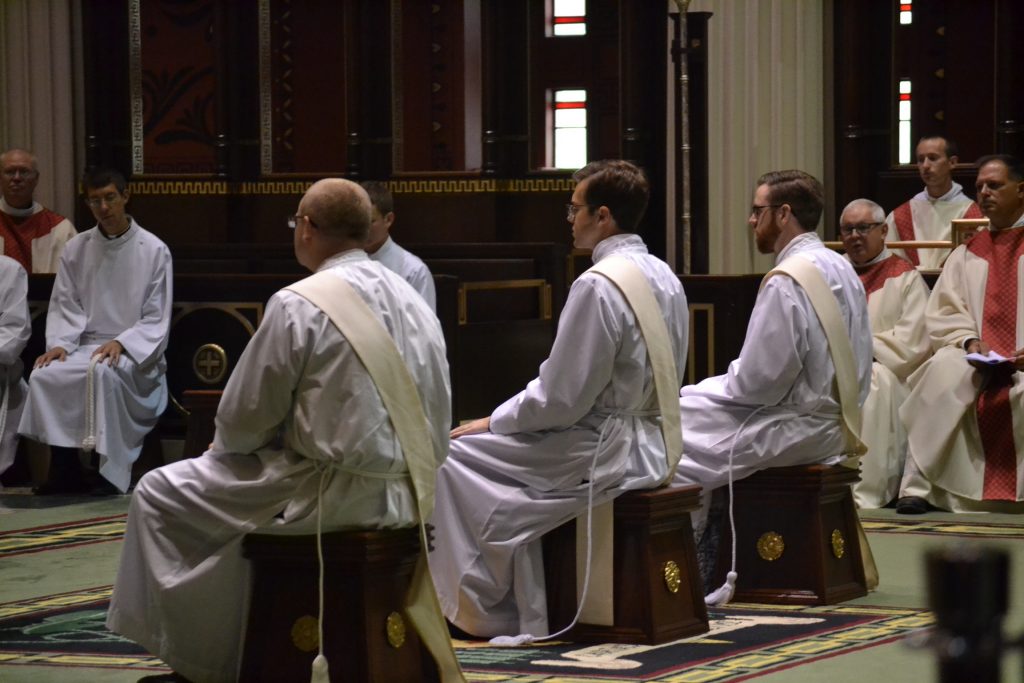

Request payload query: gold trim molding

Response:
[127,178,575,196]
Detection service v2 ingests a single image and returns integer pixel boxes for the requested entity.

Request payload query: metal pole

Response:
[671,0,692,274]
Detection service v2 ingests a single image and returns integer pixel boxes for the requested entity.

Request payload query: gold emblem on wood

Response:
[831,529,846,558]
[386,611,406,648]
[663,560,682,593]
[192,344,228,384]
[290,615,319,652]
[756,532,785,561]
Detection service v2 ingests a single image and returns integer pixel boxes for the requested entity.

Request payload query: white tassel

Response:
[705,571,737,606]
[489,633,535,647]
[310,653,330,683]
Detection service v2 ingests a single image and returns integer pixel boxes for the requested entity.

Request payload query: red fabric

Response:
[964,202,984,219]
[0,208,65,273]
[855,253,916,297]
[967,228,1024,500]
[892,202,919,266]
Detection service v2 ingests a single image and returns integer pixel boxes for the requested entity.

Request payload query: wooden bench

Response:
[543,484,708,644]
[240,529,439,682]
[713,464,867,605]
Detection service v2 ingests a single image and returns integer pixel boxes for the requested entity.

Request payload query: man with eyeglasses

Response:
[430,159,689,639]
[359,181,437,311]
[108,178,460,682]
[0,148,76,273]
[838,199,930,509]
[884,135,983,269]
[18,167,172,496]
[672,171,872,585]
[897,154,1024,514]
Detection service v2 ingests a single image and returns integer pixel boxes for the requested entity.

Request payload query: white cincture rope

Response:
[81,355,102,452]
[0,371,9,449]
[310,465,331,683]
[704,405,767,607]
[490,412,632,647]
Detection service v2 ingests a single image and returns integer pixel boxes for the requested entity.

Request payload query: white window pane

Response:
[899,11,912,24]
[555,89,587,103]
[555,128,587,169]
[899,80,911,94]
[899,121,912,164]
[555,108,587,128]
[899,100,911,120]
[554,0,586,17]
[553,23,587,36]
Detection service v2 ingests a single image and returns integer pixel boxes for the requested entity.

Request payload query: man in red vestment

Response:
[884,136,983,269]
[0,149,76,273]
[840,198,930,508]
[898,155,1024,513]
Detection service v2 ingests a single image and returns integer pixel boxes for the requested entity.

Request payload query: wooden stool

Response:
[240,528,439,683]
[714,464,867,605]
[181,389,222,458]
[543,484,709,644]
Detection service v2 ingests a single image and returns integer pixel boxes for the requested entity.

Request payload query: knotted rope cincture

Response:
[81,355,102,452]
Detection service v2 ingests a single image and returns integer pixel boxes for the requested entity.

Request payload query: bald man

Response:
[107,179,455,682]
[0,148,76,272]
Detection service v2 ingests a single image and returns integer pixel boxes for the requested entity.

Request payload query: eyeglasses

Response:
[2,168,37,179]
[287,214,318,230]
[566,203,592,220]
[85,193,123,208]
[750,204,781,218]
[838,222,884,236]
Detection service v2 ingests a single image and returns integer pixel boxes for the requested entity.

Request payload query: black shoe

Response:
[895,496,932,515]
[447,620,481,641]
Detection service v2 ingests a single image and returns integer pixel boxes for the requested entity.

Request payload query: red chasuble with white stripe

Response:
[854,253,916,296]
[0,208,65,273]
[967,228,1024,500]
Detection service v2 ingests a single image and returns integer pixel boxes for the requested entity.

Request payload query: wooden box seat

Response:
[714,463,867,605]
[543,484,709,644]
[240,528,438,683]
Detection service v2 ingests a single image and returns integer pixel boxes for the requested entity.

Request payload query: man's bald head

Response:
[299,178,372,243]
[1,148,40,209]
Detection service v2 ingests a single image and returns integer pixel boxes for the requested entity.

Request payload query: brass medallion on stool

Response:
[192,343,228,384]
[290,615,319,652]
[385,611,406,648]
[756,531,785,561]
[831,529,846,558]
[662,560,681,593]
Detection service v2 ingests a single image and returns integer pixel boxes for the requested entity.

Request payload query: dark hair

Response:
[572,160,650,232]
[82,167,128,194]
[757,170,824,232]
[359,180,393,215]
[918,135,959,159]
[976,154,1024,183]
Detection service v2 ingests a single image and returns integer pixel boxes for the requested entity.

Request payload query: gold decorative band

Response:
[127,177,574,196]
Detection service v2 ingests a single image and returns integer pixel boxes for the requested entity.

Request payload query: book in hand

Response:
[965,350,1015,367]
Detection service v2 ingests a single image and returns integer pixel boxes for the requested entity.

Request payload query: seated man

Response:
[360,180,436,311]
[18,168,172,495]
[0,148,76,273]
[898,154,1024,514]
[674,171,872,530]
[0,256,30,483]
[885,135,983,269]
[429,160,689,639]
[107,179,459,682]
[839,199,930,508]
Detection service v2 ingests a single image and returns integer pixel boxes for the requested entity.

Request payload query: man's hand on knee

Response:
[34,347,68,368]
[92,340,125,366]
[451,417,491,439]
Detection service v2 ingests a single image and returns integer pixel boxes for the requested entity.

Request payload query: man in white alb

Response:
[429,159,689,639]
[108,178,461,682]
[0,148,76,273]
[18,168,172,495]
[360,180,436,311]
[0,256,30,483]
[885,136,983,269]
[839,199,930,508]
[674,171,873,530]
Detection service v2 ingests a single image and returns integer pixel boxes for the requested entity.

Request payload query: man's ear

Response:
[122,189,131,203]
[949,155,959,168]
[384,211,396,230]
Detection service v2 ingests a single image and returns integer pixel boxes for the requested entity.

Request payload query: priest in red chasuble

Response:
[0,149,76,273]
[898,155,1024,513]
[839,198,930,508]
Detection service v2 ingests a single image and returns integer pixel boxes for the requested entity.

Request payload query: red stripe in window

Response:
[555,102,586,109]
[900,4,912,11]
[899,93,911,101]
[553,16,585,24]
